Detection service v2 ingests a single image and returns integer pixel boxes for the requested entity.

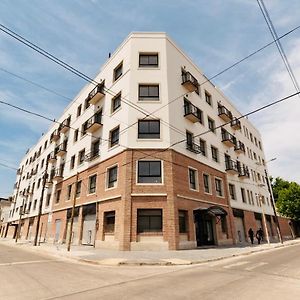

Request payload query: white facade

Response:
[8,32,273,224]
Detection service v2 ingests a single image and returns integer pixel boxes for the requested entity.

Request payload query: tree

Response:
[271,177,290,203]
[276,182,300,221]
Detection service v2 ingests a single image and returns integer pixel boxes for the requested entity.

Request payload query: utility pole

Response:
[15,168,24,243]
[265,170,283,244]
[258,190,270,245]
[15,194,27,243]
[67,173,78,252]
[33,160,48,246]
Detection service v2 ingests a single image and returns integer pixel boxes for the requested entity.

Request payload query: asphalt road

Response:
[0,243,299,300]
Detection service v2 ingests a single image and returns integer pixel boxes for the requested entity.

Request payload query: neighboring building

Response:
[0,197,12,237]
[3,32,293,250]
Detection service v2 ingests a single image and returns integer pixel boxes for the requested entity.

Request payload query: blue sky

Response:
[0,0,300,197]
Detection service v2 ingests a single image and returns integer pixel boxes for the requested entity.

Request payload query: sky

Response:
[0,0,300,197]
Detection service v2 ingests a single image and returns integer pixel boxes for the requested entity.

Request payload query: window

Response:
[104,211,115,233]
[247,190,251,205]
[199,139,206,156]
[70,155,75,169]
[75,181,81,198]
[211,146,219,162]
[88,174,97,194]
[188,168,197,190]
[241,188,246,203]
[250,191,254,205]
[215,178,223,197]
[139,53,158,67]
[44,140,48,150]
[78,149,85,165]
[205,91,212,106]
[203,174,211,193]
[67,184,72,201]
[138,161,162,183]
[41,159,44,169]
[91,139,100,158]
[138,84,159,101]
[37,178,41,189]
[138,120,160,139]
[137,209,162,233]
[258,141,262,150]
[114,62,123,81]
[107,165,118,188]
[186,131,194,147]
[84,97,90,110]
[46,194,51,207]
[228,184,236,200]
[208,117,215,133]
[55,190,61,204]
[33,199,37,210]
[74,129,79,142]
[111,93,121,112]
[179,210,188,233]
[109,126,119,148]
[77,104,82,117]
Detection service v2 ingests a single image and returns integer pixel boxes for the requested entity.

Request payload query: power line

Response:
[257,0,300,95]
[0,162,18,171]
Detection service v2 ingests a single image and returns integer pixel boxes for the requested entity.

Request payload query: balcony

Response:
[231,118,241,130]
[48,151,57,164]
[239,166,250,179]
[84,150,100,162]
[225,159,239,175]
[86,113,102,133]
[87,82,105,105]
[186,141,203,154]
[234,141,245,154]
[50,130,60,143]
[184,101,202,123]
[53,168,63,182]
[221,129,236,147]
[55,142,67,157]
[58,117,71,134]
[181,71,199,92]
[218,104,233,122]
[45,170,55,187]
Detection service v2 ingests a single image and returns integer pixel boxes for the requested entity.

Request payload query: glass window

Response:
[139,84,159,100]
[107,166,118,188]
[67,184,72,200]
[179,210,188,233]
[199,139,206,156]
[188,168,197,190]
[84,98,90,110]
[229,184,236,200]
[205,91,212,105]
[203,174,211,193]
[70,155,75,169]
[138,120,160,139]
[88,174,97,194]
[55,190,61,203]
[104,211,115,233]
[75,181,81,198]
[110,127,119,147]
[77,104,82,117]
[215,178,223,197]
[46,194,51,207]
[139,53,158,67]
[208,117,215,132]
[91,139,100,158]
[241,188,246,203]
[114,62,123,81]
[138,161,162,183]
[78,149,85,165]
[137,209,162,233]
[112,93,121,112]
[74,129,79,142]
[211,146,219,162]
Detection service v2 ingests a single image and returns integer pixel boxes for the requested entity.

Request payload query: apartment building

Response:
[3,32,292,250]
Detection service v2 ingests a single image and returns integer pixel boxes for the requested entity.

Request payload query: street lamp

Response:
[257,183,270,245]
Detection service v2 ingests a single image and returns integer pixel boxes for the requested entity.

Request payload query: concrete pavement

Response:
[1,238,299,266]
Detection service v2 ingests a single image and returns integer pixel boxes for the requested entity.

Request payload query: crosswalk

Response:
[209,260,269,271]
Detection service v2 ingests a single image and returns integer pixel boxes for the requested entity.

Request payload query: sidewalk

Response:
[1,238,299,266]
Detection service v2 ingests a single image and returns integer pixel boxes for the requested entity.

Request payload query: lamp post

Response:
[257,183,270,245]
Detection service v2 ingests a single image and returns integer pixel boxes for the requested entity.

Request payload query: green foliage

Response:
[274,179,300,220]
[271,177,290,203]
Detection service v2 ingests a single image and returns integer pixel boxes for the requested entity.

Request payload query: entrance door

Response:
[194,210,215,246]
[234,217,246,243]
[82,214,96,245]
[55,219,61,243]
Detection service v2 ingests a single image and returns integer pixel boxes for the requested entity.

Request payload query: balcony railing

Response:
[234,140,245,154]
[55,142,67,157]
[186,141,204,154]
[58,117,71,134]
[86,113,102,133]
[45,169,55,187]
[53,168,64,182]
[182,71,199,92]
[184,101,202,123]
[87,82,105,105]
[218,104,233,122]
[84,150,100,162]
[48,151,57,163]
[50,130,60,142]
[221,129,236,147]
[238,166,250,178]
[231,118,241,130]
[225,159,239,175]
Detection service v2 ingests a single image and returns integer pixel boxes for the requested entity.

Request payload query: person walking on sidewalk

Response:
[256,228,263,244]
[248,228,254,244]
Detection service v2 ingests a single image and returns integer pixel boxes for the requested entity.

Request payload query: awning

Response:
[207,206,228,217]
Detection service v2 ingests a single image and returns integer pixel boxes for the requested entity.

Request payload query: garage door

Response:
[234,217,246,243]
[82,214,96,245]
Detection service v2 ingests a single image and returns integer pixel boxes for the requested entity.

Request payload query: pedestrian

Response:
[248,228,254,244]
[256,228,263,244]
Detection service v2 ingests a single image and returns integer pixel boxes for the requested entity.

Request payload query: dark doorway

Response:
[194,210,215,246]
